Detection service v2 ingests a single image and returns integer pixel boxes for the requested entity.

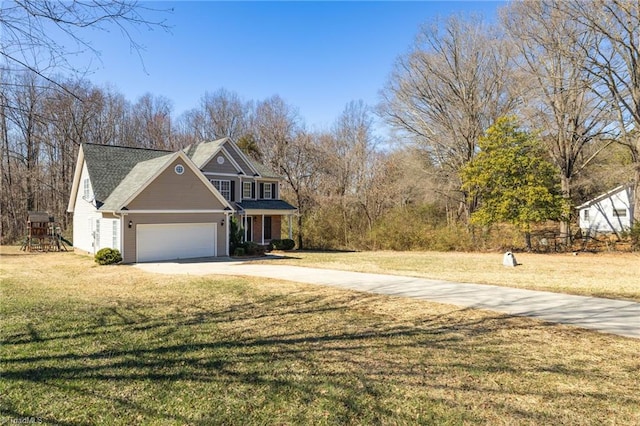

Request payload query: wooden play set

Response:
[20,211,71,252]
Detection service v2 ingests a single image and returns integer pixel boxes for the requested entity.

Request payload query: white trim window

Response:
[83,178,90,199]
[263,183,272,199]
[211,179,231,201]
[243,182,252,199]
[95,219,101,249]
[112,220,119,249]
[613,208,627,217]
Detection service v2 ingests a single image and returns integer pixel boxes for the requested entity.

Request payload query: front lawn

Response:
[1,247,639,425]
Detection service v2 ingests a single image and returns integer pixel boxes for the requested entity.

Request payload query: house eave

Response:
[576,182,634,210]
[236,208,298,216]
[114,209,235,214]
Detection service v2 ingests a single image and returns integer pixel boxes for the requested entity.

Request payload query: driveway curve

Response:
[134,259,640,339]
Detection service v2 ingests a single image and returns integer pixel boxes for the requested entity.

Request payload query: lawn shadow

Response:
[1,286,633,424]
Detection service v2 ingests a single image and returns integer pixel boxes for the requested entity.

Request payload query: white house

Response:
[576,183,634,236]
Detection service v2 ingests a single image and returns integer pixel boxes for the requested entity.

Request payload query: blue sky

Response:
[73,1,504,131]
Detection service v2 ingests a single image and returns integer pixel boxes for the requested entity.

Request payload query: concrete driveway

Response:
[134,258,640,339]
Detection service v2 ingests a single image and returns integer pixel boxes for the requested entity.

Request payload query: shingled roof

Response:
[235,199,297,211]
[247,157,281,179]
[182,138,228,169]
[100,153,177,211]
[82,143,172,206]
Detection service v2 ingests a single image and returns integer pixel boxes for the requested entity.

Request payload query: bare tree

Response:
[381,14,518,222]
[252,95,313,247]
[502,0,614,243]
[276,130,321,250]
[253,95,301,169]
[557,0,640,223]
[314,101,379,248]
[0,0,170,95]
[178,89,251,142]
[130,93,174,149]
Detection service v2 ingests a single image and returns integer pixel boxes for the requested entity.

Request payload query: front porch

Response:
[235,200,297,246]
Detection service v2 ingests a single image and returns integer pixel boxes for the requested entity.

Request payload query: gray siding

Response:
[223,141,254,174]
[201,151,239,174]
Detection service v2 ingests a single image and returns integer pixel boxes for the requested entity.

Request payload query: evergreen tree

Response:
[461,116,564,250]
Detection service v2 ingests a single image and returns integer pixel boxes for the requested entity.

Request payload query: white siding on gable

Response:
[578,185,633,234]
[73,162,102,254]
[95,218,121,252]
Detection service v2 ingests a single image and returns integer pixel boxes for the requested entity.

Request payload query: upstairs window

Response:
[263,183,272,199]
[583,209,589,220]
[243,182,253,199]
[83,178,90,199]
[211,179,231,201]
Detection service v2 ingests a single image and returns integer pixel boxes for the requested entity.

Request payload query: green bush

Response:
[242,241,266,256]
[95,248,122,265]
[229,217,244,255]
[233,247,245,257]
[269,239,295,250]
[628,222,640,251]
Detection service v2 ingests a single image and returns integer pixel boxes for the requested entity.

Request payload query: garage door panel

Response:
[137,223,216,262]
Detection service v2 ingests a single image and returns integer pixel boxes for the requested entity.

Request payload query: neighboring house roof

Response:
[82,143,171,205]
[576,183,634,209]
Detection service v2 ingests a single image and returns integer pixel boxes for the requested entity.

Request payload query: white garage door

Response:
[137,223,216,262]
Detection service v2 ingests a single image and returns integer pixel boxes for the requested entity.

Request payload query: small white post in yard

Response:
[503,251,518,267]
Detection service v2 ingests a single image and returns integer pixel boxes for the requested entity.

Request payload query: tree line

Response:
[1,0,638,251]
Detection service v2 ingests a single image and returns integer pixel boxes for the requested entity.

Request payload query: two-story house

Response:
[67,138,297,263]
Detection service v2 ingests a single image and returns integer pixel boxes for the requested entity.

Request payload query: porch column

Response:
[225,212,230,256]
[243,214,247,242]
[261,214,265,245]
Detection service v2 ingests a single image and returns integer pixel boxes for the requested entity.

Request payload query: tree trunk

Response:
[633,163,640,225]
[297,213,303,250]
[560,175,572,249]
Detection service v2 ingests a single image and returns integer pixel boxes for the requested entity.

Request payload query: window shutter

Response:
[259,183,264,199]
[230,181,236,202]
[251,182,256,199]
[271,183,277,199]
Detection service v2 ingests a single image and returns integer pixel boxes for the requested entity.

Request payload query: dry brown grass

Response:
[1,246,640,425]
[264,250,640,301]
